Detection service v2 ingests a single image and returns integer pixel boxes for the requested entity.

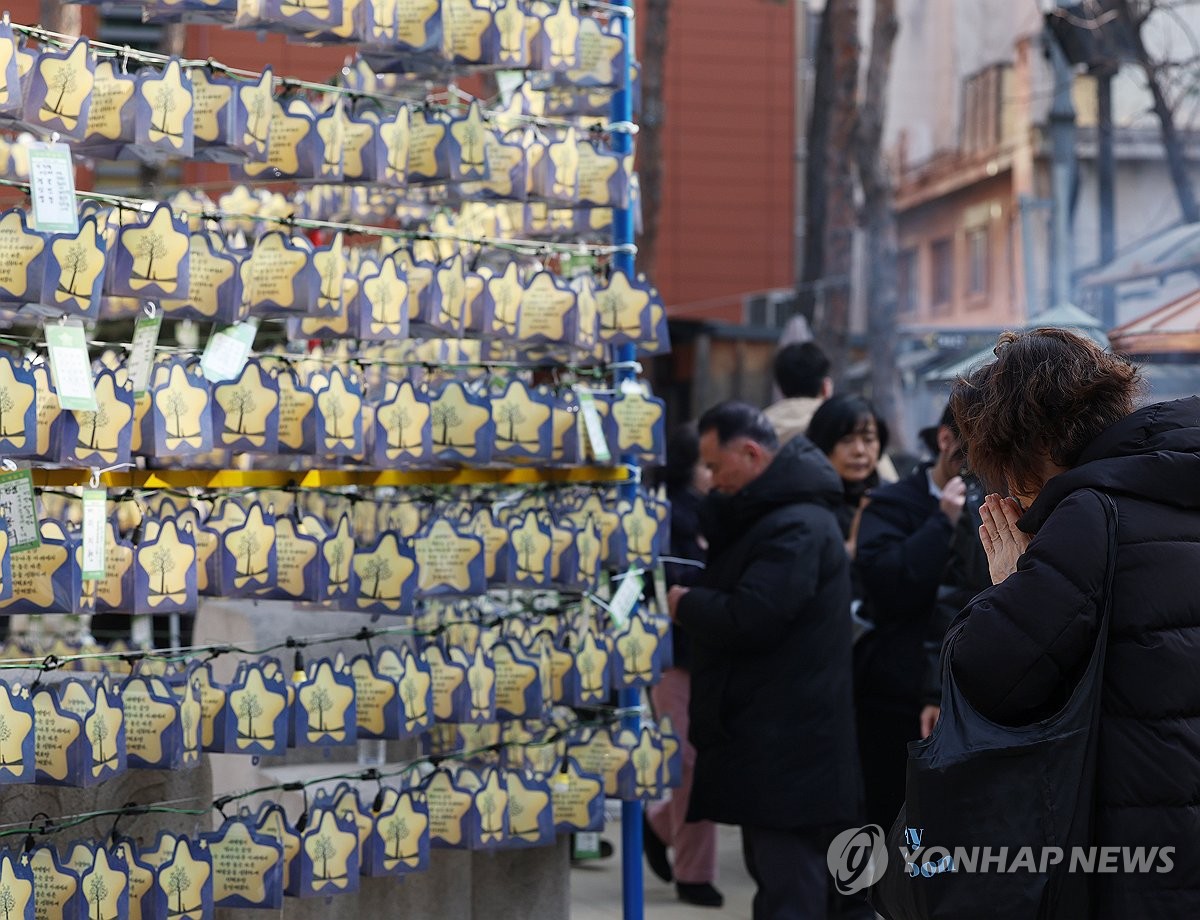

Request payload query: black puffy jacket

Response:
[855,465,955,711]
[951,398,1200,919]
[677,436,861,829]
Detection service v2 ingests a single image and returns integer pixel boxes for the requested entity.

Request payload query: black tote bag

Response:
[872,492,1118,920]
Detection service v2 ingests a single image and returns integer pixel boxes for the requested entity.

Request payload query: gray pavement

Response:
[570,821,757,920]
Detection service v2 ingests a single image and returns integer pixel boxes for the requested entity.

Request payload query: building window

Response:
[967,227,989,297]
[962,64,1012,155]
[898,248,918,315]
[931,238,953,312]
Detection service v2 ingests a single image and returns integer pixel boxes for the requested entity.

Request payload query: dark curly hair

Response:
[950,328,1143,495]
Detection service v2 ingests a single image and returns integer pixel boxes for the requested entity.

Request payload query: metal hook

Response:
[88,468,100,490]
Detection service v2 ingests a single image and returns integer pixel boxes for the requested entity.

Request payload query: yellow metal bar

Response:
[30,466,632,490]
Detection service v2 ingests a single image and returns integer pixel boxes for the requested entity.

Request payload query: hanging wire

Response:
[6,21,634,136]
[0,706,641,841]
[0,177,636,258]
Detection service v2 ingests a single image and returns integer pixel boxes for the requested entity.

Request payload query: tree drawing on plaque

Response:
[495,402,526,445]
[362,556,393,599]
[372,271,399,328]
[180,704,195,750]
[237,693,264,740]
[384,119,408,176]
[516,533,535,576]
[87,875,108,920]
[382,816,410,860]
[468,670,486,720]
[325,397,345,440]
[545,4,576,66]
[493,284,518,335]
[382,405,412,450]
[0,716,10,765]
[497,1,524,58]
[245,89,270,145]
[457,115,485,173]
[438,271,463,327]
[480,792,499,837]
[627,517,645,556]
[91,716,111,766]
[0,389,14,438]
[623,633,644,678]
[60,243,92,298]
[578,649,597,696]
[633,748,651,791]
[45,65,79,118]
[78,405,110,451]
[135,231,169,283]
[317,249,342,310]
[400,673,426,730]
[166,864,189,915]
[162,390,188,440]
[0,884,13,920]
[152,86,177,137]
[598,289,623,333]
[328,540,347,587]
[234,532,262,579]
[431,403,461,447]
[224,388,255,435]
[147,546,175,597]
[311,835,336,880]
[508,795,528,837]
[308,685,334,733]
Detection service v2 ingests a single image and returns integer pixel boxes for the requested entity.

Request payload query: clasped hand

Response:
[979,494,1031,585]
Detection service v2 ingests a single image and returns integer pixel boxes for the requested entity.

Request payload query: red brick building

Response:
[636,0,797,324]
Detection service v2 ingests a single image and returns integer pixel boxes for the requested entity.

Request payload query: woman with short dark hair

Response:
[945,327,1200,918]
[807,395,890,555]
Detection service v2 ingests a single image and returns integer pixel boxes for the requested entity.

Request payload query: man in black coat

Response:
[669,401,860,920]
[853,406,970,832]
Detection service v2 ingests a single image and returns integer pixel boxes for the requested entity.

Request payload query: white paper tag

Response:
[608,569,644,630]
[0,469,40,553]
[46,322,97,412]
[81,488,106,580]
[28,143,79,234]
[573,384,611,463]
[127,312,162,398]
[200,321,256,383]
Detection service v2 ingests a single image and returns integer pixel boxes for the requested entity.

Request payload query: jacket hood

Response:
[763,397,823,444]
[1022,397,1200,533]
[701,436,843,545]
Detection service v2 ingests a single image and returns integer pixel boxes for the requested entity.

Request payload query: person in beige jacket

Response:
[763,342,833,444]
[764,342,897,484]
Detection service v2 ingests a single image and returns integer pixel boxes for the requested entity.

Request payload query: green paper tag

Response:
[573,831,601,860]
[46,323,97,411]
[0,469,40,553]
[201,321,256,383]
[28,142,79,234]
[608,569,643,630]
[81,488,106,580]
[127,313,163,397]
[573,384,611,463]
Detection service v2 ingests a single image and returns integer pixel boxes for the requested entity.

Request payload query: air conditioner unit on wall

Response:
[743,289,799,327]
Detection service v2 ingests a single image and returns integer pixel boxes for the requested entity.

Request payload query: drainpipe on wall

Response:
[1046,26,1077,310]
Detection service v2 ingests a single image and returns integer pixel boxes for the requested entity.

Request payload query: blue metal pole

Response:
[610,2,642,918]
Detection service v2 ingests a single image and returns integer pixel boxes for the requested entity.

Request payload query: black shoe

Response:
[642,815,673,882]
[676,882,724,908]
[599,839,614,859]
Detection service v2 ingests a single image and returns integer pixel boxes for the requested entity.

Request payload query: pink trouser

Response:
[648,667,719,884]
